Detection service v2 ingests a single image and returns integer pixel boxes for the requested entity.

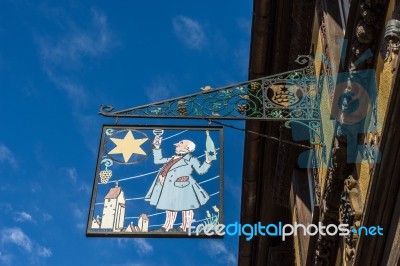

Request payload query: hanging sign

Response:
[86,125,223,238]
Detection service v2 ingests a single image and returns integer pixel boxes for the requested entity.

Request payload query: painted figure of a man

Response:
[145,135,211,232]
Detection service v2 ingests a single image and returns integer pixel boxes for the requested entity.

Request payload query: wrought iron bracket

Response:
[100,55,318,121]
[99,55,324,149]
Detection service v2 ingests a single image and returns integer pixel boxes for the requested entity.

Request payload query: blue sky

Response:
[0,1,251,265]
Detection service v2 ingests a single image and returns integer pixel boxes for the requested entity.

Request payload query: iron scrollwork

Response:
[99,56,318,122]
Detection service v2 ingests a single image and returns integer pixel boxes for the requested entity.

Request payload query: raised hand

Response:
[153,135,162,149]
[205,151,211,164]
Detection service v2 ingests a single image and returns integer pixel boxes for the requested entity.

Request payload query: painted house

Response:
[91,215,101,229]
[100,182,126,231]
[138,213,149,232]
[125,222,140,232]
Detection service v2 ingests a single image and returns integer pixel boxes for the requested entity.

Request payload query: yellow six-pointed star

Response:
[108,131,148,163]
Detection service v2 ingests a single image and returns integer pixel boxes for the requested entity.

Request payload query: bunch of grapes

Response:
[178,106,187,116]
[237,104,247,114]
[99,169,112,184]
[249,82,261,91]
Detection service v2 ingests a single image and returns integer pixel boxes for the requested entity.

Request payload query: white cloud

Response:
[78,183,92,195]
[13,212,35,223]
[60,167,91,195]
[143,75,179,104]
[173,15,206,50]
[0,184,16,193]
[37,246,52,258]
[145,76,177,102]
[44,73,88,108]
[73,207,84,219]
[42,212,53,221]
[34,9,114,153]
[30,182,42,193]
[0,227,52,260]
[200,240,237,265]
[0,251,12,266]
[37,9,115,108]
[117,239,153,256]
[116,238,128,248]
[61,167,78,183]
[0,144,17,168]
[133,239,153,255]
[76,223,86,230]
[39,9,113,66]
[146,83,171,102]
[0,203,13,213]
[1,227,33,252]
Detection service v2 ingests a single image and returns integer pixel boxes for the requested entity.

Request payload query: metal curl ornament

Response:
[99,104,115,116]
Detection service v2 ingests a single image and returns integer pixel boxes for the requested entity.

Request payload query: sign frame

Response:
[86,124,224,238]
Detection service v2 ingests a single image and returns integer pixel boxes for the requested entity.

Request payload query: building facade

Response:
[239,0,400,265]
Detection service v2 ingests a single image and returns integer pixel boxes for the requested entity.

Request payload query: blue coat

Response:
[145,149,211,211]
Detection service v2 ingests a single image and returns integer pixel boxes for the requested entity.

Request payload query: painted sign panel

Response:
[86,125,223,237]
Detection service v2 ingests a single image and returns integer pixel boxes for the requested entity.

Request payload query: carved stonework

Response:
[314,2,341,263]
[339,175,363,264]
[383,19,400,71]
[384,38,400,72]
[311,145,322,204]
[350,0,380,72]
[314,211,338,265]
[314,0,385,264]
[315,135,351,265]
